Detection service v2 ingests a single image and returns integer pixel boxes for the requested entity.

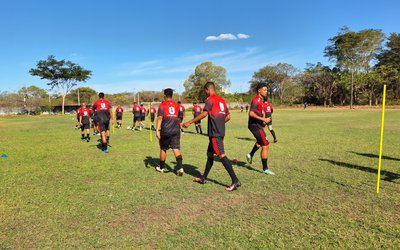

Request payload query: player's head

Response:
[133,101,137,105]
[82,102,86,108]
[204,81,216,96]
[178,101,181,104]
[163,88,173,99]
[98,92,105,99]
[256,83,268,97]
[193,102,197,105]
[140,103,143,107]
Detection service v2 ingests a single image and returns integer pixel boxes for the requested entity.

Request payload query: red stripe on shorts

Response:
[212,137,220,155]
[259,129,268,146]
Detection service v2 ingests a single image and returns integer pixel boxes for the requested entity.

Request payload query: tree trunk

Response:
[62,95,66,115]
[350,71,354,109]
[369,96,372,106]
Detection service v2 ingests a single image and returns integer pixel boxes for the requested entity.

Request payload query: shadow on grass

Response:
[143,156,173,173]
[215,157,263,174]
[348,151,400,162]
[235,137,254,142]
[319,158,399,182]
[181,130,207,136]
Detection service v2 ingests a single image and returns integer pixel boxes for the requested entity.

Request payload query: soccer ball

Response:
[127,126,131,130]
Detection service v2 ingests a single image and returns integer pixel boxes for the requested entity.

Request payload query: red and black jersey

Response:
[76,107,82,120]
[149,106,157,116]
[193,105,202,117]
[203,94,229,137]
[140,107,147,117]
[248,95,265,128]
[116,106,124,114]
[178,104,185,118]
[158,100,180,135]
[79,107,92,124]
[263,102,273,118]
[92,99,111,121]
[133,104,141,116]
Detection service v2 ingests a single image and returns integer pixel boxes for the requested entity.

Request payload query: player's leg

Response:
[157,135,170,172]
[80,125,85,140]
[247,127,261,163]
[171,133,183,176]
[258,129,274,175]
[268,124,277,143]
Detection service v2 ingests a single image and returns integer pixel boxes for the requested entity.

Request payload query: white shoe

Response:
[263,169,275,175]
[176,168,184,176]
[246,154,252,164]
[156,166,164,173]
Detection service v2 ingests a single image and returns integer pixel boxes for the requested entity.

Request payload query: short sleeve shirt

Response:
[248,95,264,129]
[178,105,185,118]
[193,105,202,117]
[133,105,141,116]
[263,102,273,118]
[203,94,229,137]
[157,100,180,135]
[92,99,111,122]
[116,106,124,114]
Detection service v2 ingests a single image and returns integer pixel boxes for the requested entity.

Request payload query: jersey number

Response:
[219,102,225,111]
[101,103,106,108]
[168,107,175,114]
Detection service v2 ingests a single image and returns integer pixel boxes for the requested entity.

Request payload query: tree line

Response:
[1,27,399,114]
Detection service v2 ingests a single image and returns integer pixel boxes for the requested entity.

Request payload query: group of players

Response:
[75,82,277,191]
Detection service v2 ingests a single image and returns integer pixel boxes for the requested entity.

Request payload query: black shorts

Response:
[151,115,155,122]
[249,126,269,146]
[141,116,145,121]
[80,122,90,130]
[207,137,225,156]
[265,116,272,126]
[116,113,123,121]
[98,120,110,132]
[134,115,141,122]
[159,132,181,151]
[194,115,201,124]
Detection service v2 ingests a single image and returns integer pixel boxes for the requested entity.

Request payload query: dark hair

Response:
[98,92,105,98]
[140,103,143,106]
[164,88,173,98]
[178,101,181,104]
[193,102,197,105]
[256,82,268,90]
[204,81,215,90]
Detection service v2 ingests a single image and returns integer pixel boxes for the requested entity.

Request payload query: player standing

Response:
[140,104,146,130]
[75,105,82,129]
[79,103,92,142]
[156,88,184,176]
[115,105,124,128]
[192,102,203,134]
[178,101,185,134]
[132,102,141,130]
[246,83,275,175]
[263,97,277,143]
[183,82,241,191]
[92,92,114,153]
[148,104,157,130]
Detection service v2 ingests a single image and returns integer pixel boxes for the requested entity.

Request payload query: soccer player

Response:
[148,104,157,130]
[75,105,82,129]
[246,83,275,175]
[115,105,124,128]
[156,88,184,176]
[92,92,114,153]
[91,108,99,135]
[263,97,277,143]
[132,102,141,130]
[192,102,203,134]
[183,82,241,192]
[178,101,185,134]
[79,103,92,142]
[140,103,146,130]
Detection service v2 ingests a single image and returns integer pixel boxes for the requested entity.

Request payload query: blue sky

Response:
[1,0,399,94]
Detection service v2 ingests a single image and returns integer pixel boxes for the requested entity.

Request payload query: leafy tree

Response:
[249,63,298,103]
[183,62,229,101]
[18,85,48,112]
[69,87,97,104]
[29,55,92,115]
[324,27,385,108]
[376,33,400,71]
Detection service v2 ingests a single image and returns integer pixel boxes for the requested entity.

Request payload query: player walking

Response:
[263,97,277,143]
[132,102,141,130]
[183,82,241,191]
[178,101,185,134]
[115,105,124,128]
[192,102,203,134]
[92,92,114,153]
[79,103,92,142]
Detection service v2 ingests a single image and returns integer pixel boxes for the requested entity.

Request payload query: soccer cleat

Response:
[263,169,275,175]
[155,166,164,173]
[86,138,90,142]
[176,168,184,176]
[274,139,278,143]
[193,177,206,184]
[246,154,252,164]
[103,149,109,153]
[225,181,241,191]
[182,131,185,134]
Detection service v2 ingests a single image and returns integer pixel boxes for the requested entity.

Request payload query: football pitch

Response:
[1,109,399,249]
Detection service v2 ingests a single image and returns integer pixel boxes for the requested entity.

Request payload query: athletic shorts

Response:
[80,122,90,130]
[141,116,145,121]
[207,136,225,156]
[116,113,123,121]
[98,120,110,132]
[134,115,141,122]
[159,132,181,151]
[249,126,269,146]
[151,115,155,122]
[194,114,201,124]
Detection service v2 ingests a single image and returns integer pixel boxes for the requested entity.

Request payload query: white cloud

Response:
[205,33,250,41]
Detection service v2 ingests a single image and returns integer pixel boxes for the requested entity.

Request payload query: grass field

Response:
[1,108,399,249]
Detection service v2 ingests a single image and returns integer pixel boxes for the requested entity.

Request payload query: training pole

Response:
[376,84,387,194]
[112,112,115,134]
[149,104,153,142]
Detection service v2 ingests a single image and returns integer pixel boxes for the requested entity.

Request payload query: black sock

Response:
[106,136,110,143]
[160,160,165,170]
[262,158,268,171]
[181,128,184,132]
[176,155,183,169]
[220,156,239,183]
[81,134,84,139]
[203,157,214,179]
[103,142,107,150]
[86,134,90,139]
[199,126,203,134]
[270,130,277,140]
[195,126,199,133]
[250,144,259,157]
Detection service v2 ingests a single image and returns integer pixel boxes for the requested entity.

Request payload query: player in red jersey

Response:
[263,97,277,143]
[246,83,275,175]
[78,103,92,142]
[183,82,241,191]
[132,102,141,130]
[192,102,203,134]
[140,104,147,130]
[178,101,185,134]
[156,88,184,176]
[115,105,124,128]
[92,92,114,153]
[147,104,157,130]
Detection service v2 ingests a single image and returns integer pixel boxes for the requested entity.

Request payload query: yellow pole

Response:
[376,84,387,194]
[149,104,153,142]
[112,111,115,134]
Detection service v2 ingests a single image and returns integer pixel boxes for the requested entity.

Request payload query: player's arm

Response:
[249,110,270,123]
[156,115,163,139]
[109,109,114,125]
[225,112,231,123]
[183,111,208,128]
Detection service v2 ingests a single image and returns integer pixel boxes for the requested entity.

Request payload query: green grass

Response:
[1,109,399,249]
